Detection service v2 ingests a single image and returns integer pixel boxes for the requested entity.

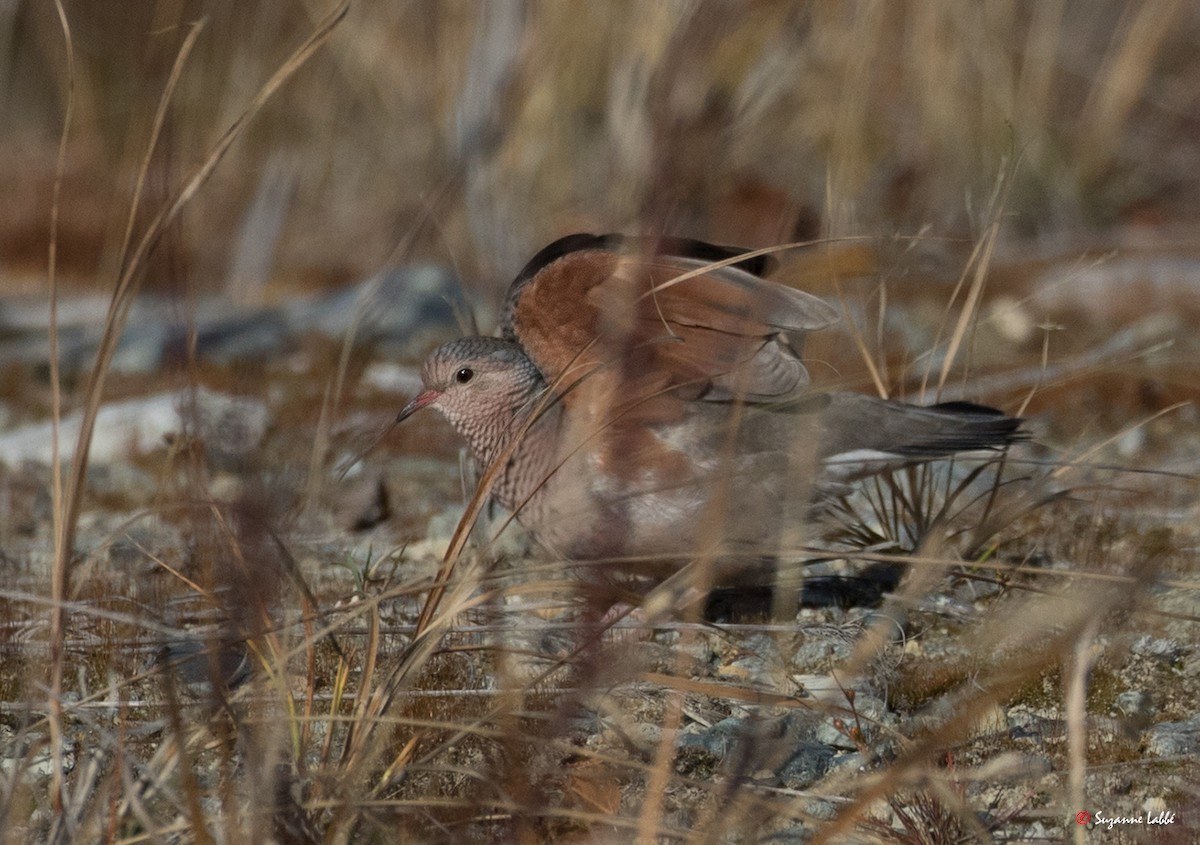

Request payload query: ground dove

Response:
[398,234,1023,568]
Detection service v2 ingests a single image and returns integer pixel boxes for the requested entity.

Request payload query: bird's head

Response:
[397,337,545,455]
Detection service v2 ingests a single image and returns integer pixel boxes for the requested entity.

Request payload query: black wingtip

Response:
[646,235,778,278]
[928,400,1006,417]
[511,233,776,291]
[510,234,614,292]
[897,402,1028,457]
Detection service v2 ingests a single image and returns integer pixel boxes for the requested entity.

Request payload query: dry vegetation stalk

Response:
[927,162,1014,402]
[45,0,76,811]
[41,0,348,827]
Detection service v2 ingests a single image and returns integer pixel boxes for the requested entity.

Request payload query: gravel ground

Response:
[1,255,1196,841]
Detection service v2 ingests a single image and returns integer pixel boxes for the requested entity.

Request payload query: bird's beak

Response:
[335,388,440,481]
[396,389,441,423]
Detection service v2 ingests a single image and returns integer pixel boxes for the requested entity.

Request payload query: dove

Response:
[398,234,1023,568]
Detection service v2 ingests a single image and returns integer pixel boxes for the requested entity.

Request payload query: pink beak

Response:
[396,389,441,423]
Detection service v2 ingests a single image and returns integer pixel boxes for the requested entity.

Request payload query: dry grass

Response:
[1,2,1198,843]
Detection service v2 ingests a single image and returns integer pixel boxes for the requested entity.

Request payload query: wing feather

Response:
[502,234,838,407]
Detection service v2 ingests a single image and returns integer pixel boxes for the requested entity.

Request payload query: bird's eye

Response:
[454,367,474,384]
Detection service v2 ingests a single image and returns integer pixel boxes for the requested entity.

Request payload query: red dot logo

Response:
[1075,811,1092,825]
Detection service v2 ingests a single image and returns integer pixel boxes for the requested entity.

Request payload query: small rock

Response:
[149,636,253,698]
[776,742,835,788]
[1144,715,1200,758]
[105,521,185,572]
[828,750,867,772]
[791,629,856,669]
[182,388,270,468]
[1115,427,1147,459]
[1113,690,1154,731]
[718,653,781,686]
[677,712,832,787]
[1130,635,1182,664]
[1023,822,1054,841]
[677,717,745,758]
[359,361,423,395]
[1142,796,1168,816]
[337,474,391,531]
[969,703,1010,740]
[985,296,1035,344]
[0,734,75,782]
[87,462,156,500]
[298,264,468,358]
[0,388,267,469]
[1182,652,1200,678]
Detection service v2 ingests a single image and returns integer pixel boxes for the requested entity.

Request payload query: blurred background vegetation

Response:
[5,0,1198,303]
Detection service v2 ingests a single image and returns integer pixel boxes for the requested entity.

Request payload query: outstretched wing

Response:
[500,234,839,407]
